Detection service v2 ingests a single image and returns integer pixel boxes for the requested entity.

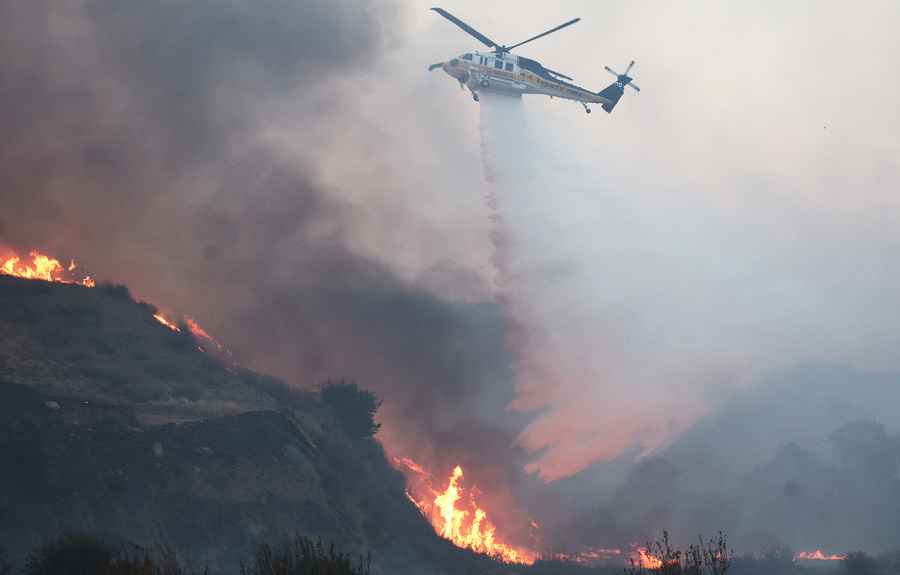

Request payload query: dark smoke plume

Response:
[0,0,535,523]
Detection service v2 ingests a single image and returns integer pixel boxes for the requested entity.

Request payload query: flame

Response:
[632,546,663,569]
[185,317,226,351]
[2,248,224,354]
[795,550,846,561]
[153,313,181,332]
[395,458,538,564]
[1,250,94,287]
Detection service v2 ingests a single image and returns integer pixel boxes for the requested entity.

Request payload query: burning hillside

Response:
[1,248,221,351]
[2,250,94,287]
[393,456,663,568]
[1,247,541,564]
[396,457,539,564]
[795,550,846,561]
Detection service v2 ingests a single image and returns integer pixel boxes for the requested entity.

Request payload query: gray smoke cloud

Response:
[0,0,534,524]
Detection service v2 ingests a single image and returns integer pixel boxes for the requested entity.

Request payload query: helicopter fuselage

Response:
[441,51,612,106]
[429,7,637,114]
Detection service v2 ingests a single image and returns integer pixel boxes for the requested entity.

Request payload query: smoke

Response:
[477,93,709,482]
[467,0,900,548]
[5,0,900,558]
[0,0,535,521]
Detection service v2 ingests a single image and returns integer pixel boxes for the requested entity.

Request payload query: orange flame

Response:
[153,313,181,332]
[395,458,538,564]
[185,317,225,351]
[632,546,663,569]
[1,250,94,287]
[795,550,846,561]
[3,248,222,353]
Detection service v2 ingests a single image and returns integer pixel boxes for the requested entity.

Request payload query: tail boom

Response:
[597,82,626,113]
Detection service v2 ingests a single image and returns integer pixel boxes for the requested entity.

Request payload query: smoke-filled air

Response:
[2,1,900,574]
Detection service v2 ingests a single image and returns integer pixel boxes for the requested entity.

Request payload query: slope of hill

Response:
[0,276,503,574]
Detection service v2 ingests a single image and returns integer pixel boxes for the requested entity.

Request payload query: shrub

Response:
[319,381,382,439]
[626,532,731,575]
[22,534,200,575]
[240,536,370,575]
[24,533,114,575]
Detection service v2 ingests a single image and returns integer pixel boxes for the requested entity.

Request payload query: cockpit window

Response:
[450,59,460,67]
[505,62,514,72]
[494,59,504,69]
[462,53,473,61]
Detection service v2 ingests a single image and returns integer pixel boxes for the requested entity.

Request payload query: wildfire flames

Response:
[3,248,220,350]
[2,250,94,287]
[795,550,846,561]
[396,458,539,565]
[11,249,835,570]
[632,547,664,569]
[153,313,182,332]
[395,457,660,567]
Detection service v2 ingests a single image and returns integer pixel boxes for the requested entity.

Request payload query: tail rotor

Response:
[598,60,640,113]
[605,60,640,92]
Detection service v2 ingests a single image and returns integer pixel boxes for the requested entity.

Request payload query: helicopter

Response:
[428,7,639,114]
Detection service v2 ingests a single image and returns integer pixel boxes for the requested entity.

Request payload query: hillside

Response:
[0,276,506,574]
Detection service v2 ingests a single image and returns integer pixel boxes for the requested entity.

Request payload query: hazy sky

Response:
[326,0,900,480]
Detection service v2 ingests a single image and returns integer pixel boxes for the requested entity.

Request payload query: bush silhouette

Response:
[19,534,372,575]
[320,381,382,439]
[625,532,731,575]
[24,534,115,575]
[22,534,200,575]
[240,536,370,575]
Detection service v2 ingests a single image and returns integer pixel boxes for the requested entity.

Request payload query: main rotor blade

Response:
[506,17,581,51]
[604,66,619,77]
[625,60,636,75]
[545,67,574,82]
[431,7,497,49]
[628,83,640,92]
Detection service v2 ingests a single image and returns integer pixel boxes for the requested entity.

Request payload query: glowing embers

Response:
[3,247,223,354]
[795,550,846,561]
[153,313,182,332]
[153,313,227,355]
[1,250,94,287]
[396,458,538,565]
[632,546,663,569]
